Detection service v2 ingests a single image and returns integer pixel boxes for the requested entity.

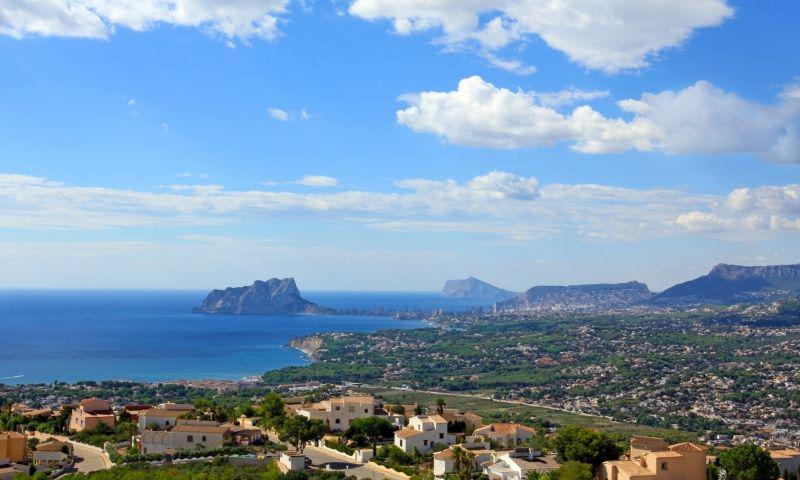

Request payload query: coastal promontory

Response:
[193,278,333,315]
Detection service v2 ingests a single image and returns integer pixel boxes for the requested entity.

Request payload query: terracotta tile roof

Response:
[172,424,228,434]
[474,423,536,435]
[669,442,708,453]
[609,460,655,477]
[142,409,180,418]
[79,398,112,414]
[396,428,426,439]
[647,450,683,458]
[433,449,453,459]
[426,415,448,424]
[330,396,373,404]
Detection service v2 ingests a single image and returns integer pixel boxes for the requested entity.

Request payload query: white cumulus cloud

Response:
[398,76,800,163]
[348,0,734,73]
[294,175,339,187]
[268,107,291,121]
[0,0,290,43]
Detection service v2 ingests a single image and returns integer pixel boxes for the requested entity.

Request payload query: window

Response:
[423,440,428,446]
[187,436,194,442]
[364,409,368,413]
[335,419,340,424]
[661,462,668,471]
[335,406,341,411]
[439,433,444,439]
[348,406,355,413]
[399,440,403,447]
[202,436,207,442]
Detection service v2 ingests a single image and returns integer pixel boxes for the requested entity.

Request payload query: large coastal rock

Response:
[193,278,333,315]
[653,263,800,305]
[496,281,652,312]
[442,277,517,300]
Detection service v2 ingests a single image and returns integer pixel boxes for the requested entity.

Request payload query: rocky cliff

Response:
[442,277,517,300]
[288,335,326,359]
[653,263,800,305]
[496,281,652,312]
[192,278,334,315]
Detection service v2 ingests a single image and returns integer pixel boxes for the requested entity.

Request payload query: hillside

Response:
[496,281,652,312]
[653,263,800,305]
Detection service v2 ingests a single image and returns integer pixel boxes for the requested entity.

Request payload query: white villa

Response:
[294,396,374,431]
[394,415,456,454]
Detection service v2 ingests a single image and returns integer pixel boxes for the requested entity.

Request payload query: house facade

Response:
[601,441,707,480]
[473,423,537,447]
[138,409,180,430]
[295,396,374,431]
[483,451,559,480]
[433,442,493,477]
[0,432,27,463]
[139,420,226,454]
[68,398,116,432]
[394,415,455,454]
[771,449,800,477]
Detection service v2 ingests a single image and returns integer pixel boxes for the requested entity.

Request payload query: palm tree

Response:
[452,446,475,480]
[435,398,446,415]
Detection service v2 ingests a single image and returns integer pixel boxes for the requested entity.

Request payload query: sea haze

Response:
[0,290,490,385]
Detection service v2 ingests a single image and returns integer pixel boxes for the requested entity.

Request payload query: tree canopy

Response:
[719,445,780,480]
[343,416,395,454]
[552,425,623,468]
[279,415,326,453]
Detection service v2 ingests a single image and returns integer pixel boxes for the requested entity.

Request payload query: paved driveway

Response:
[71,442,108,473]
[304,446,407,480]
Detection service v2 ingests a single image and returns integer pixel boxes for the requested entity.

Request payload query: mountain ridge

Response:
[496,281,653,312]
[653,263,800,305]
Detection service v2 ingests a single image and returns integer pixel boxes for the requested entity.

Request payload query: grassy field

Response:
[359,387,696,442]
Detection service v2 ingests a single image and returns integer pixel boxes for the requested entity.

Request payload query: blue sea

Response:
[0,290,491,385]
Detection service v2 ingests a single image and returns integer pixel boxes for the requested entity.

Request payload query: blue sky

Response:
[0,0,799,291]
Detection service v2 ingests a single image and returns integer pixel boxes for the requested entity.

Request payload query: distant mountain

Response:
[193,278,334,315]
[442,277,517,300]
[496,281,652,312]
[653,263,800,306]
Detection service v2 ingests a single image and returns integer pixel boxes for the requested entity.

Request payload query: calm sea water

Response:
[0,290,490,385]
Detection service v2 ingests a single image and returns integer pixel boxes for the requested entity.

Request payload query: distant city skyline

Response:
[0,0,798,291]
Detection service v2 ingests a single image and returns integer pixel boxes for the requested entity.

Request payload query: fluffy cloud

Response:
[2,171,797,243]
[349,0,733,73]
[397,76,658,152]
[398,76,800,163]
[0,0,289,43]
[268,107,291,121]
[677,184,800,234]
[294,175,339,187]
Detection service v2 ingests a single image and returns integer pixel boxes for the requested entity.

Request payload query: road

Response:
[365,384,603,418]
[304,446,407,480]
[71,442,110,474]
